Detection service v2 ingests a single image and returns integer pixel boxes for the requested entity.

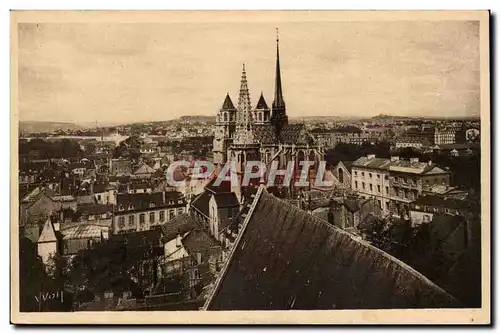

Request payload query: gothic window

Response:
[338,168,344,183]
[224,113,228,122]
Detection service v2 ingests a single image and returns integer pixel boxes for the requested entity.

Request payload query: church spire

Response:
[238,63,252,113]
[273,28,285,109]
[271,28,288,137]
[234,63,255,145]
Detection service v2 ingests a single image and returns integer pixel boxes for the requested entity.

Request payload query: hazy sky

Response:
[18,20,480,123]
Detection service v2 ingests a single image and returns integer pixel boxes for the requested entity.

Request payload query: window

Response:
[355,181,358,189]
[384,175,389,180]
[385,186,389,194]
[369,184,373,191]
[160,211,165,221]
[361,172,365,177]
[423,215,431,223]
[354,171,358,177]
[128,215,135,226]
[369,173,372,178]
[377,174,380,179]
[178,207,184,214]
[118,216,125,228]
[150,212,155,223]
[169,209,175,220]
[377,185,381,193]
[338,168,344,183]
[97,194,101,201]
[362,182,365,190]
[140,214,145,224]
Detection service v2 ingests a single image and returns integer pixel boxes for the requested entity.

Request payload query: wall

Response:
[114,205,186,234]
[37,241,57,265]
[410,210,434,226]
[351,166,391,215]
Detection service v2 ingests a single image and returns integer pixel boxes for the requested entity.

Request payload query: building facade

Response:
[113,191,187,234]
[351,155,451,217]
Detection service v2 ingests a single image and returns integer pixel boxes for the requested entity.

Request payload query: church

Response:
[212,30,325,196]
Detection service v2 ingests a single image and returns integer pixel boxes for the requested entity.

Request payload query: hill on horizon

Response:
[19,121,84,134]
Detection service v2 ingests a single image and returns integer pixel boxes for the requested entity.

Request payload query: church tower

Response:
[270,28,288,139]
[253,92,271,125]
[213,93,237,168]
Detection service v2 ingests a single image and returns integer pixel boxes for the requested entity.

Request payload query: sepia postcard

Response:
[10,10,490,325]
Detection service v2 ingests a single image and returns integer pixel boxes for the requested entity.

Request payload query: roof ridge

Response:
[202,185,265,310]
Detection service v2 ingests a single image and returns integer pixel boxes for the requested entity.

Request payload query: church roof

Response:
[204,187,460,310]
[280,123,308,144]
[253,125,277,144]
[256,92,269,110]
[221,93,235,110]
[38,217,57,243]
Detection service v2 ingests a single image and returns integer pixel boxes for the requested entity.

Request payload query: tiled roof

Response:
[352,157,391,170]
[413,195,467,210]
[253,124,277,144]
[352,156,448,175]
[159,213,198,242]
[182,229,220,256]
[255,93,269,110]
[214,193,239,208]
[221,93,235,110]
[116,191,184,211]
[280,123,308,144]
[191,191,211,218]
[61,224,105,240]
[205,187,460,310]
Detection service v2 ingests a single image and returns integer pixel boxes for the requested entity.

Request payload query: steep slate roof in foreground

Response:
[205,187,460,310]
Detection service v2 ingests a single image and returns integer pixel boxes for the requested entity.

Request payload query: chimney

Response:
[367,154,376,160]
[176,234,182,248]
[390,156,400,162]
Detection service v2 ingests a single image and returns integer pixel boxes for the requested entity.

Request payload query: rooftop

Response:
[204,187,460,310]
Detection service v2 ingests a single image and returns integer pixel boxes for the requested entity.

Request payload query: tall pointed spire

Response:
[271,28,288,137]
[273,28,285,109]
[234,63,255,145]
[237,62,252,114]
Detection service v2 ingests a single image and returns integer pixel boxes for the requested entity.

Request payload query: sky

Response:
[17,19,480,123]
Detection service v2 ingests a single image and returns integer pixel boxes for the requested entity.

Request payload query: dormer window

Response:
[118,205,124,211]
[128,204,134,210]
[149,202,156,208]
